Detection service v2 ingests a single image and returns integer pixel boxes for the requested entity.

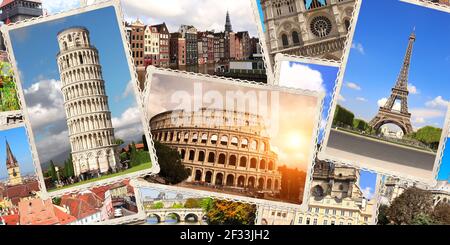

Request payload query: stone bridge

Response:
[146,208,206,223]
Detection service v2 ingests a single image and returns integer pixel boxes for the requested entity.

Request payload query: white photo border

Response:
[250,0,362,84]
[142,65,325,211]
[0,0,160,201]
[318,1,450,187]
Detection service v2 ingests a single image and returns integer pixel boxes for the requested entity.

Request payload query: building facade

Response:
[179,25,198,65]
[150,108,282,192]
[153,23,170,67]
[258,161,375,225]
[170,32,186,66]
[144,25,160,66]
[380,177,450,207]
[260,0,355,61]
[56,27,119,178]
[129,20,145,67]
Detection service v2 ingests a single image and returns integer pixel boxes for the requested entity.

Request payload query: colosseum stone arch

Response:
[150,108,282,193]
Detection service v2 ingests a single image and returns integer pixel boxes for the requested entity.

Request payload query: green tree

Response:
[411,213,435,225]
[151,201,164,209]
[64,155,74,178]
[353,119,369,131]
[172,203,184,209]
[0,62,19,111]
[119,152,129,162]
[386,187,434,225]
[333,105,355,127]
[206,200,257,225]
[377,204,390,225]
[142,134,149,151]
[52,197,62,206]
[154,142,189,184]
[115,138,125,146]
[47,160,58,182]
[432,203,450,225]
[200,198,213,211]
[412,126,442,150]
[184,198,201,209]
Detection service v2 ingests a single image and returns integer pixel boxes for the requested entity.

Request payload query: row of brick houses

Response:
[125,12,259,68]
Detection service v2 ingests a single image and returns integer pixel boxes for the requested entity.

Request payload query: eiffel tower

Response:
[369,31,416,135]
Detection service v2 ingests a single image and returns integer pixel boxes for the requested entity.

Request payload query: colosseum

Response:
[150,108,282,193]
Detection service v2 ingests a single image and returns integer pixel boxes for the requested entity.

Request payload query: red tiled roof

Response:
[4,181,40,206]
[53,206,77,225]
[1,214,19,225]
[60,193,100,220]
[18,198,59,225]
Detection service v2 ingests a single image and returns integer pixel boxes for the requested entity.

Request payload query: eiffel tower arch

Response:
[369,31,416,135]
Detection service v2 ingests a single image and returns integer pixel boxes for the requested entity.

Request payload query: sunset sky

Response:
[146,73,322,170]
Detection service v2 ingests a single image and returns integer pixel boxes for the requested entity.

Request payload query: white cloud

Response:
[112,106,144,142]
[426,96,449,108]
[345,82,361,91]
[408,83,419,95]
[410,108,446,126]
[362,187,374,200]
[24,79,66,131]
[338,94,346,102]
[121,0,257,36]
[351,42,365,55]
[279,62,326,93]
[42,0,80,14]
[356,97,367,102]
[377,98,401,111]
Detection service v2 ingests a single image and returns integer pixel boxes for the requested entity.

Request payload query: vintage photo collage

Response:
[0,0,449,225]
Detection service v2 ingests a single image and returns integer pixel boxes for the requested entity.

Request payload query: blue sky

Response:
[0,127,35,181]
[360,170,377,200]
[9,6,143,165]
[280,61,339,142]
[339,0,450,130]
[257,0,264,32]
[438,138,450,181]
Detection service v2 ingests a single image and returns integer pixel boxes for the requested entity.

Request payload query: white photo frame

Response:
[1,0,159,198]
[142,65,325,210]
[318,0,450,186]
[250,0,362,84]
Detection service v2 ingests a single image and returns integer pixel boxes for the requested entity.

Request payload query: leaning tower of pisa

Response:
[56,27,119,178]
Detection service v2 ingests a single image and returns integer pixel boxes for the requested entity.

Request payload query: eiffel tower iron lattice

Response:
[369,31,416,135]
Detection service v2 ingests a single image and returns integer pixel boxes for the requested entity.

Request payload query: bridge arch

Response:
[185,213,199,223]
[147,213,162,223]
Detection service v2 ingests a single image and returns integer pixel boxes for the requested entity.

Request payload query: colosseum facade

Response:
[56,27,119,178]
[150,108,282,193]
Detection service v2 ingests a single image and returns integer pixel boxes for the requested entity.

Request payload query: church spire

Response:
[225,11,233,33]
[6,139,18,169]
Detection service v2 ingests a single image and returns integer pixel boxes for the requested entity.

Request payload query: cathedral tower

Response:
[225,11,233,33]
[56,27,119,178]
[6,139,22,186]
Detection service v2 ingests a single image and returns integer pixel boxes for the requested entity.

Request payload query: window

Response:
[315,208,319,213]
[282,34,289,47]
[298,217,303,224]
[331,221,335,225]
[364,217,368,222]
[306,218,310,225]
[313,219,318,225]
[349,211,353,217]
[339,221,343,225]
[341,210,345,216]
[310,16,333,38]
[323,220,328,225]
[333,209,336,215]
[325,209,329,215]
[292,31,300,44]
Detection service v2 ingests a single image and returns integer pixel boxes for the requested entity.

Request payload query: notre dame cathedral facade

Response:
[260,0,356,61]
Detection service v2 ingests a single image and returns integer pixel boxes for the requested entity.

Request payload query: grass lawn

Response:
[49,162,152,192]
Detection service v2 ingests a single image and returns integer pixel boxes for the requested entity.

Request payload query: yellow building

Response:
[258,161,376,225]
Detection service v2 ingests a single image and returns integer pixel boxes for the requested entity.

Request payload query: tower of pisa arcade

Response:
[56,27,119,178]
